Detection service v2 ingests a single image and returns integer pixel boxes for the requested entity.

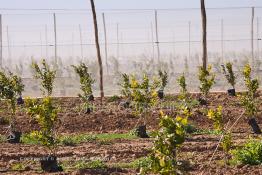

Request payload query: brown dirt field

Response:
[0,92,262,174]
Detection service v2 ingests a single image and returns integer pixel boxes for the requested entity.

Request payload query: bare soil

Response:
[0,92,261,174]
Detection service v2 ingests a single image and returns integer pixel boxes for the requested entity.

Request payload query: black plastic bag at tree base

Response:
[157,89,164,99]
[198,97,207,105]
[135,125,149,138]
[227,89,236,96]
[7,131,22,143]
[85,107,93,114]
[17,96,24,105]
[40,156,63,172]
[88,94,94,101]
[248,118,262,134]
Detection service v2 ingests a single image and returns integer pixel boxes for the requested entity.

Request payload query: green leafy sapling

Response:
[25,97,58,151]
[207,106,233,163]
[240,64,261,133]
[72,63,95,113]
[31,59,56,96]
[207,105,223,132]
[144,111,187,174]
[198,65,216,101]
[120,73,160,137]
[241,64,259,117]
[177,74,188,100]
[221,62,236,89]
[158,70,168,90]
[120,73,131,99]
[221,132,233,164]
[0,71,24,133]
[25,97,62,171]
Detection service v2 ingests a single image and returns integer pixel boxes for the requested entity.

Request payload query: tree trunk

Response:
[201,0,207,70]
[90,0,104,104]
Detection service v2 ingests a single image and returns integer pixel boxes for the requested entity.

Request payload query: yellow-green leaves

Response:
[198,65,216,98]
[31,59,56,96]
[240,64,259,118]
[120,73,160,114]
[207,106,223,131]
[158,70,168,90]
[25,97,58,150]
[72,63,94,111]
[222,62,236,89]
[148,112,187,174]
[0,70,24,128]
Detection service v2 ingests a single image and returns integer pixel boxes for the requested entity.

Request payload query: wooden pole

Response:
[6,26,11,61]
[102,13,109,74]
[90,0,104,103]
[72,33,74,58]
[257,17,260,60]
[0,14,2,69]
[155,10,160,63]
[150,22,155,61]
[251,7,254,67]
[116,23,119,59]
[79,24,84,60]
[188,21,191,60]
[40,32,43,58]
[45,24,48,58]
[221,19,224,62]
[53,13,57,62]
[201,0,207,70]
[173,32,175,57]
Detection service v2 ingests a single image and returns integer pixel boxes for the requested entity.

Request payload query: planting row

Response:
[0,59,261,173]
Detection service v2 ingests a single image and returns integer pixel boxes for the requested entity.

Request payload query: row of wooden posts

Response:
[91,0,208,105]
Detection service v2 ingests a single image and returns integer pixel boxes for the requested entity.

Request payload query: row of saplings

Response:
[0,60,95,172]
[119,62,262,174]
[0,59,261,173]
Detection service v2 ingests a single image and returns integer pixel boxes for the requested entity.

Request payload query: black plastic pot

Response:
[135,125,149,138]
[120,100,130,108]
[227,89,236,96]
[158,90,164,99]
[17,96,24,105]
[40,155,63,172]
[198,97,207,105]
[248,118,262,134]
[7,131,22,144]
[88,94,94,101]
[85,107,92,114]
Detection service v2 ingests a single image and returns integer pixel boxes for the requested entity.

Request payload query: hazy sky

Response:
[0,0,261,9]
[0,0,261,69]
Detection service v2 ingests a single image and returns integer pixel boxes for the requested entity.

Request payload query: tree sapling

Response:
[0,70,24,143]
[221,62,236,96]
[72,62,95,114]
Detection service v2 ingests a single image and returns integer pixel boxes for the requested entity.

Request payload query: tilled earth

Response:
[0,93,262,174]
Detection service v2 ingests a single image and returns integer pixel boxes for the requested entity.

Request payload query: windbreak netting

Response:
[0,7,261,97]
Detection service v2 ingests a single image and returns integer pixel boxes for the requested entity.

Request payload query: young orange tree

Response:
[0,70,24,143]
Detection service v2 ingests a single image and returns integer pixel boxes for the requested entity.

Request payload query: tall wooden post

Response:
[116,23,119,59]
[45,24,48,58]
[0,14,2,69]
[6,26,11,61]
[53,13,57,62]
[79,24,84,60]
[155,10,160,63]
[102,13,109,74]
[201,0,207,70]
[251,7,255,67]
[150,22,155,61]
[188,21,191,60]
[90,0,104,103]
[221,19,224,62]
[40,32,43,58]
[257,17,260,60]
